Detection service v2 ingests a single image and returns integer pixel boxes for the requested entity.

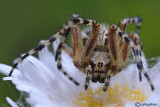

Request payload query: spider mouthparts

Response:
[94,70,105,73]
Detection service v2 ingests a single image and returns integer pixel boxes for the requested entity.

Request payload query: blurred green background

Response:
[0,0,160,106]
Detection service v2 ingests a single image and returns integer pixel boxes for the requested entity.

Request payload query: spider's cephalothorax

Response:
[9,14,154,92]
[87,26,111,84]
[90,46,111,83]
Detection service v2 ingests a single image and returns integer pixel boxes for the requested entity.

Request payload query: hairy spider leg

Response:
[53,14,100,86]
[129,32,144,81]
[70,15,100,69]
[56,44,79,85]
[9,25,71,76]
[120,17,143,82]
[117,29,154,91]
[103,70,111,91]
[9,14,98,77]
[120,17,142,33]
[71,16,100,90]
[84,65,92,90]
[71,25,84,70]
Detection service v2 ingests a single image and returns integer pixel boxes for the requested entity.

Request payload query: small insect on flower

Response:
[9,14,154,92]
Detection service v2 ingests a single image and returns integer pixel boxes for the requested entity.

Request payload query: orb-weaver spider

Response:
[9,14,154,92]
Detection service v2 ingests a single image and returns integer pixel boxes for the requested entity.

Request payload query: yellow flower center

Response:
[75,84,147,107]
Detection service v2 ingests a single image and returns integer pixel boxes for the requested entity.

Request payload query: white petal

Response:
[27,88,68,107]
[6,97,18,107]
[38,46,77,86]
[38,45,62,82]
[38,44,57,71]
[0,64,32,92]
[3,77,33,93]
[16,55,83,106]
[148,59,160,91]
[2,55,76,106]
[0,63,22,78]
[124,103,136,107]
[145,90,160,104]
[38,45,82,93]
[27,87,54,107]
[19,55,76,96]
[0,64,36,93]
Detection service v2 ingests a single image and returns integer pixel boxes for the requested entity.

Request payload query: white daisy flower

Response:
[0,40,160,107]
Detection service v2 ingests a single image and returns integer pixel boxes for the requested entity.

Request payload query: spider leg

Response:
[9,14,86,76]
[80,20,100,68]
[119,17,142,33]
[54,14,100,85]
[56,45,79,85]
[117,30,154,91]
[70,15,100,69]
[56,29,89,68]
[108,25,125,74]
[55,27,90,86]
[54,14,99,85]
[139,72,142,81]
[9,25,71,76]
[108,25,118,67]
[84,65,92,90]
[54,37,80,85]
[129,32,143,81]
[71,25,84,69]
[55,14,99,70]
[103,70,111,92]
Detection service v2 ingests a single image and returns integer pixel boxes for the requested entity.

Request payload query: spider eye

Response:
[97,62,103,69]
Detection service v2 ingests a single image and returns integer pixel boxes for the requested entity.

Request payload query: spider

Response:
[9,14,154,92]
